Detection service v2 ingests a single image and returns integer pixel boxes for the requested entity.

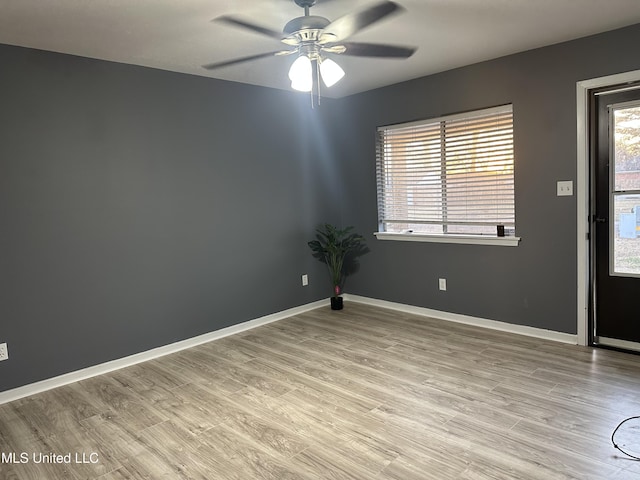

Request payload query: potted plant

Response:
[308,224,369,310]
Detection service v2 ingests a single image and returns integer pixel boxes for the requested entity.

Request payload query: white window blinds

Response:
[376,105,515,235]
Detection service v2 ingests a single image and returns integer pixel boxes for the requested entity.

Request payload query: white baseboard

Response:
[344,294,577,345]
[0,295,578,405]
[0,299,328,406]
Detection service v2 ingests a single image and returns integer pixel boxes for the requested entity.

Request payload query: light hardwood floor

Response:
[1,303,640,479]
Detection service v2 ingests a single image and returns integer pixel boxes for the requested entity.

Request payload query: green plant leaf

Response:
[308,223,369,295]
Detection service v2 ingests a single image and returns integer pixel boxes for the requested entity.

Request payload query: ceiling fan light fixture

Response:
[291,77,313,92]
[289,55,313,92]
[319,58,345,87]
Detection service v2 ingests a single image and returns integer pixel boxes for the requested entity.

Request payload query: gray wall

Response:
[0,45,339,392]
[325,23,640,334]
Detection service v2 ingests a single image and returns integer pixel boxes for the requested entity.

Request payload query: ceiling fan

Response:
[203,0,416,99]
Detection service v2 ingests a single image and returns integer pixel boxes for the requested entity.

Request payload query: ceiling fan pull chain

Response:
[317,59,322,106]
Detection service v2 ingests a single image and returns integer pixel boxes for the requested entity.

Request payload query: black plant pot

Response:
[330,296,344,310]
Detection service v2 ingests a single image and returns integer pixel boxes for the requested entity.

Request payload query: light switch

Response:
[557,181,573,196]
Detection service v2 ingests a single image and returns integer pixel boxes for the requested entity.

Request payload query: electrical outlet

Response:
[439,278,447,291]
[302,274,309,286]
[0,343,8,361]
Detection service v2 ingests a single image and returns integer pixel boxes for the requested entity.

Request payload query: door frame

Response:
[576,69,640,347]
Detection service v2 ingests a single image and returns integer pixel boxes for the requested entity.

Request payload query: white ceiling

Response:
[1,0,640,98]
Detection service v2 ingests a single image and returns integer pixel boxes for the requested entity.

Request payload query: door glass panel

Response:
[612,193,640,275]
[613,105,640,191]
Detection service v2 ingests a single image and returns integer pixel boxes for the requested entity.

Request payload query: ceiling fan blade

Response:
[328,42,416,58]
[202,51,289,70]
[214,15,284,42]
[318,1,403,44]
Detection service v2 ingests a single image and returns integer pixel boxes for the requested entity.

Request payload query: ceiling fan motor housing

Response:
[283,15,336,46]
[284,15,330,35]
[294,0,317,8]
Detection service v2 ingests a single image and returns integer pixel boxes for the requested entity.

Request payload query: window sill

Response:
[374,232,521,246]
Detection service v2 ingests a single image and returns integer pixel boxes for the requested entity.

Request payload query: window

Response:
[375,105,516,242]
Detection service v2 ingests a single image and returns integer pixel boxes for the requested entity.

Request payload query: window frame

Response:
[375,104,520,246]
